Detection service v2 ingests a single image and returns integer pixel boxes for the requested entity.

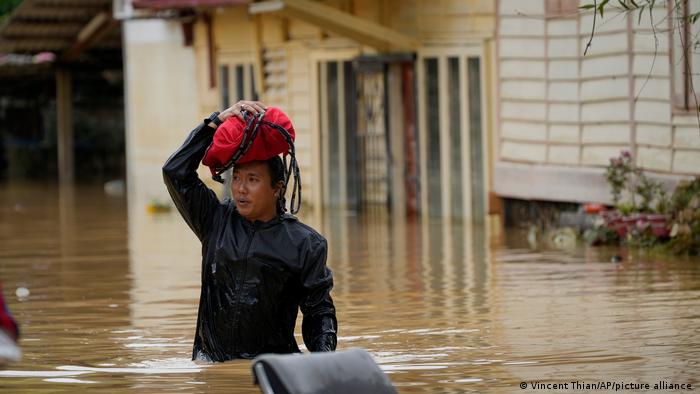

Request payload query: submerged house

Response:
[0,0,123,182]
[495,0,700,205]
[118,0,699,224]
[118,0,497,223]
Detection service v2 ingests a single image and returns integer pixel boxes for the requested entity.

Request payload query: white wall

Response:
[123,19,204,326]
[123,19,201,211]
[495,0,699,204]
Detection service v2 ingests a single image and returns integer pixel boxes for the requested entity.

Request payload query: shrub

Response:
[668,177,700,255]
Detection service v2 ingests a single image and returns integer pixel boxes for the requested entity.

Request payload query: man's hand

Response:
[219,100,267,123]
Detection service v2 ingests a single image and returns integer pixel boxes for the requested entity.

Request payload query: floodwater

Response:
[0,183,698,393]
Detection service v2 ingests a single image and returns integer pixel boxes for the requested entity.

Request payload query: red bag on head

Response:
[202,107,295,175]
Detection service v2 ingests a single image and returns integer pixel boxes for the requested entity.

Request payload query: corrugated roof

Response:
[132,0,249,9]
[0,0,120,55]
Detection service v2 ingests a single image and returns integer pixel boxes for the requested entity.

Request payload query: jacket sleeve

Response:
[162,122,220,241]
[300,236,338,352]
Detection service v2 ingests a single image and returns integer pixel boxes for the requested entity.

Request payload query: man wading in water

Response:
[163,100,337,362]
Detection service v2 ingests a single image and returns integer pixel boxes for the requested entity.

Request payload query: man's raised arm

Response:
[162,120,220,241]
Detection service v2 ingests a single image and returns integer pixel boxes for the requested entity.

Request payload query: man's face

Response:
[231,161,279,222]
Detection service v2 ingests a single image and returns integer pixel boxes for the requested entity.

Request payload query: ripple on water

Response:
[0,184,698,392]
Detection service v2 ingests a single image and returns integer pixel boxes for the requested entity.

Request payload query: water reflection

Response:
[0,184,698,393]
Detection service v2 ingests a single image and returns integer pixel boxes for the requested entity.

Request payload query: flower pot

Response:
[614,222,627,237]
[600,211,627,238]
[635,213,650,231]
[646,213,670,238]
[601,210,618,224]
[584,203,604,214]
[621,214,640,237]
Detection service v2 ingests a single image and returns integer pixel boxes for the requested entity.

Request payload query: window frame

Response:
[669,0,699,113]
[218,57,258,109]
[416,45,489,222]
[545,0,580,18]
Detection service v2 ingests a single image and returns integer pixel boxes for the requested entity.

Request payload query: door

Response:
[417,48,487,223]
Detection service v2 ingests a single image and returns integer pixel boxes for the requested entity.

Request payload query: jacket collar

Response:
[238,211,297,230]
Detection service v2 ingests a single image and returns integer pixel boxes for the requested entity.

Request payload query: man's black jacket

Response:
[162,121,337,362]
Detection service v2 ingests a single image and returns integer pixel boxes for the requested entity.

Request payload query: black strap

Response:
[262,120,302,215]
[211,111,262,183]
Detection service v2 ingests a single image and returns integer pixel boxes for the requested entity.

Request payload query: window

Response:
[219,62,258,108]
[219,65,229,108]
[418,51,486,222]
[424,57,442,217]
[219,61,259,199]
[319,60,354,208]
[448,57,462,218]
[670,0,700,111]
[468,58,485,221]
[324,61,342,207]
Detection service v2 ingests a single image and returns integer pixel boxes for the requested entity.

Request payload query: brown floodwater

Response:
[0,183,698,393]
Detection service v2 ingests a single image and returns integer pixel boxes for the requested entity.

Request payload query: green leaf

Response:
[599,0,610,17]
[638,5,646,24]
[579,3,596,10]
[689,11,700,24]
[618,0,631,10]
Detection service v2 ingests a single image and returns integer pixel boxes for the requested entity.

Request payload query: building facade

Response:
[119,0,700,224]
[495,0,700,204]
[120,0,497,223]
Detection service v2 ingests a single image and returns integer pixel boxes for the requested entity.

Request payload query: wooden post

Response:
[56,68,74,183]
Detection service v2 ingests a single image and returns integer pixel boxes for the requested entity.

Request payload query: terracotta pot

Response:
[584,203,604,214]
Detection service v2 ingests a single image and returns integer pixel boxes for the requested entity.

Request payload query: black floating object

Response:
[611,255,623,263]
[252,348,397,394]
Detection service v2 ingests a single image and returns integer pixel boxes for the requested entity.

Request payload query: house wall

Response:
[123,19,201,212]
[495,0,700,204]
[124,0,498,218]
[196,0,496,213]
[122,19,205,322]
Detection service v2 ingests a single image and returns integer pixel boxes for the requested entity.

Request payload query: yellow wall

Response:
[122,0,499,218]
[184,0,497,211]
[415,0,495,41]
[201,3,359,211]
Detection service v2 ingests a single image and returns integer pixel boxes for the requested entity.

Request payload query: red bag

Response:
[202,107,295,174]
[0,285,18,340]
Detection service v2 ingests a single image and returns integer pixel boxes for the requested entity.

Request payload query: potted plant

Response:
[667,177,700,255]
[602,150,672,241]
[618,201,638,238]
[647,186,671,238]
[604,151,633,207]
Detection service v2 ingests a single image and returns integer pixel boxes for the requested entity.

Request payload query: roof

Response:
[249,0,417,52]
[0,0,120,56]
[132,0,250,9]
